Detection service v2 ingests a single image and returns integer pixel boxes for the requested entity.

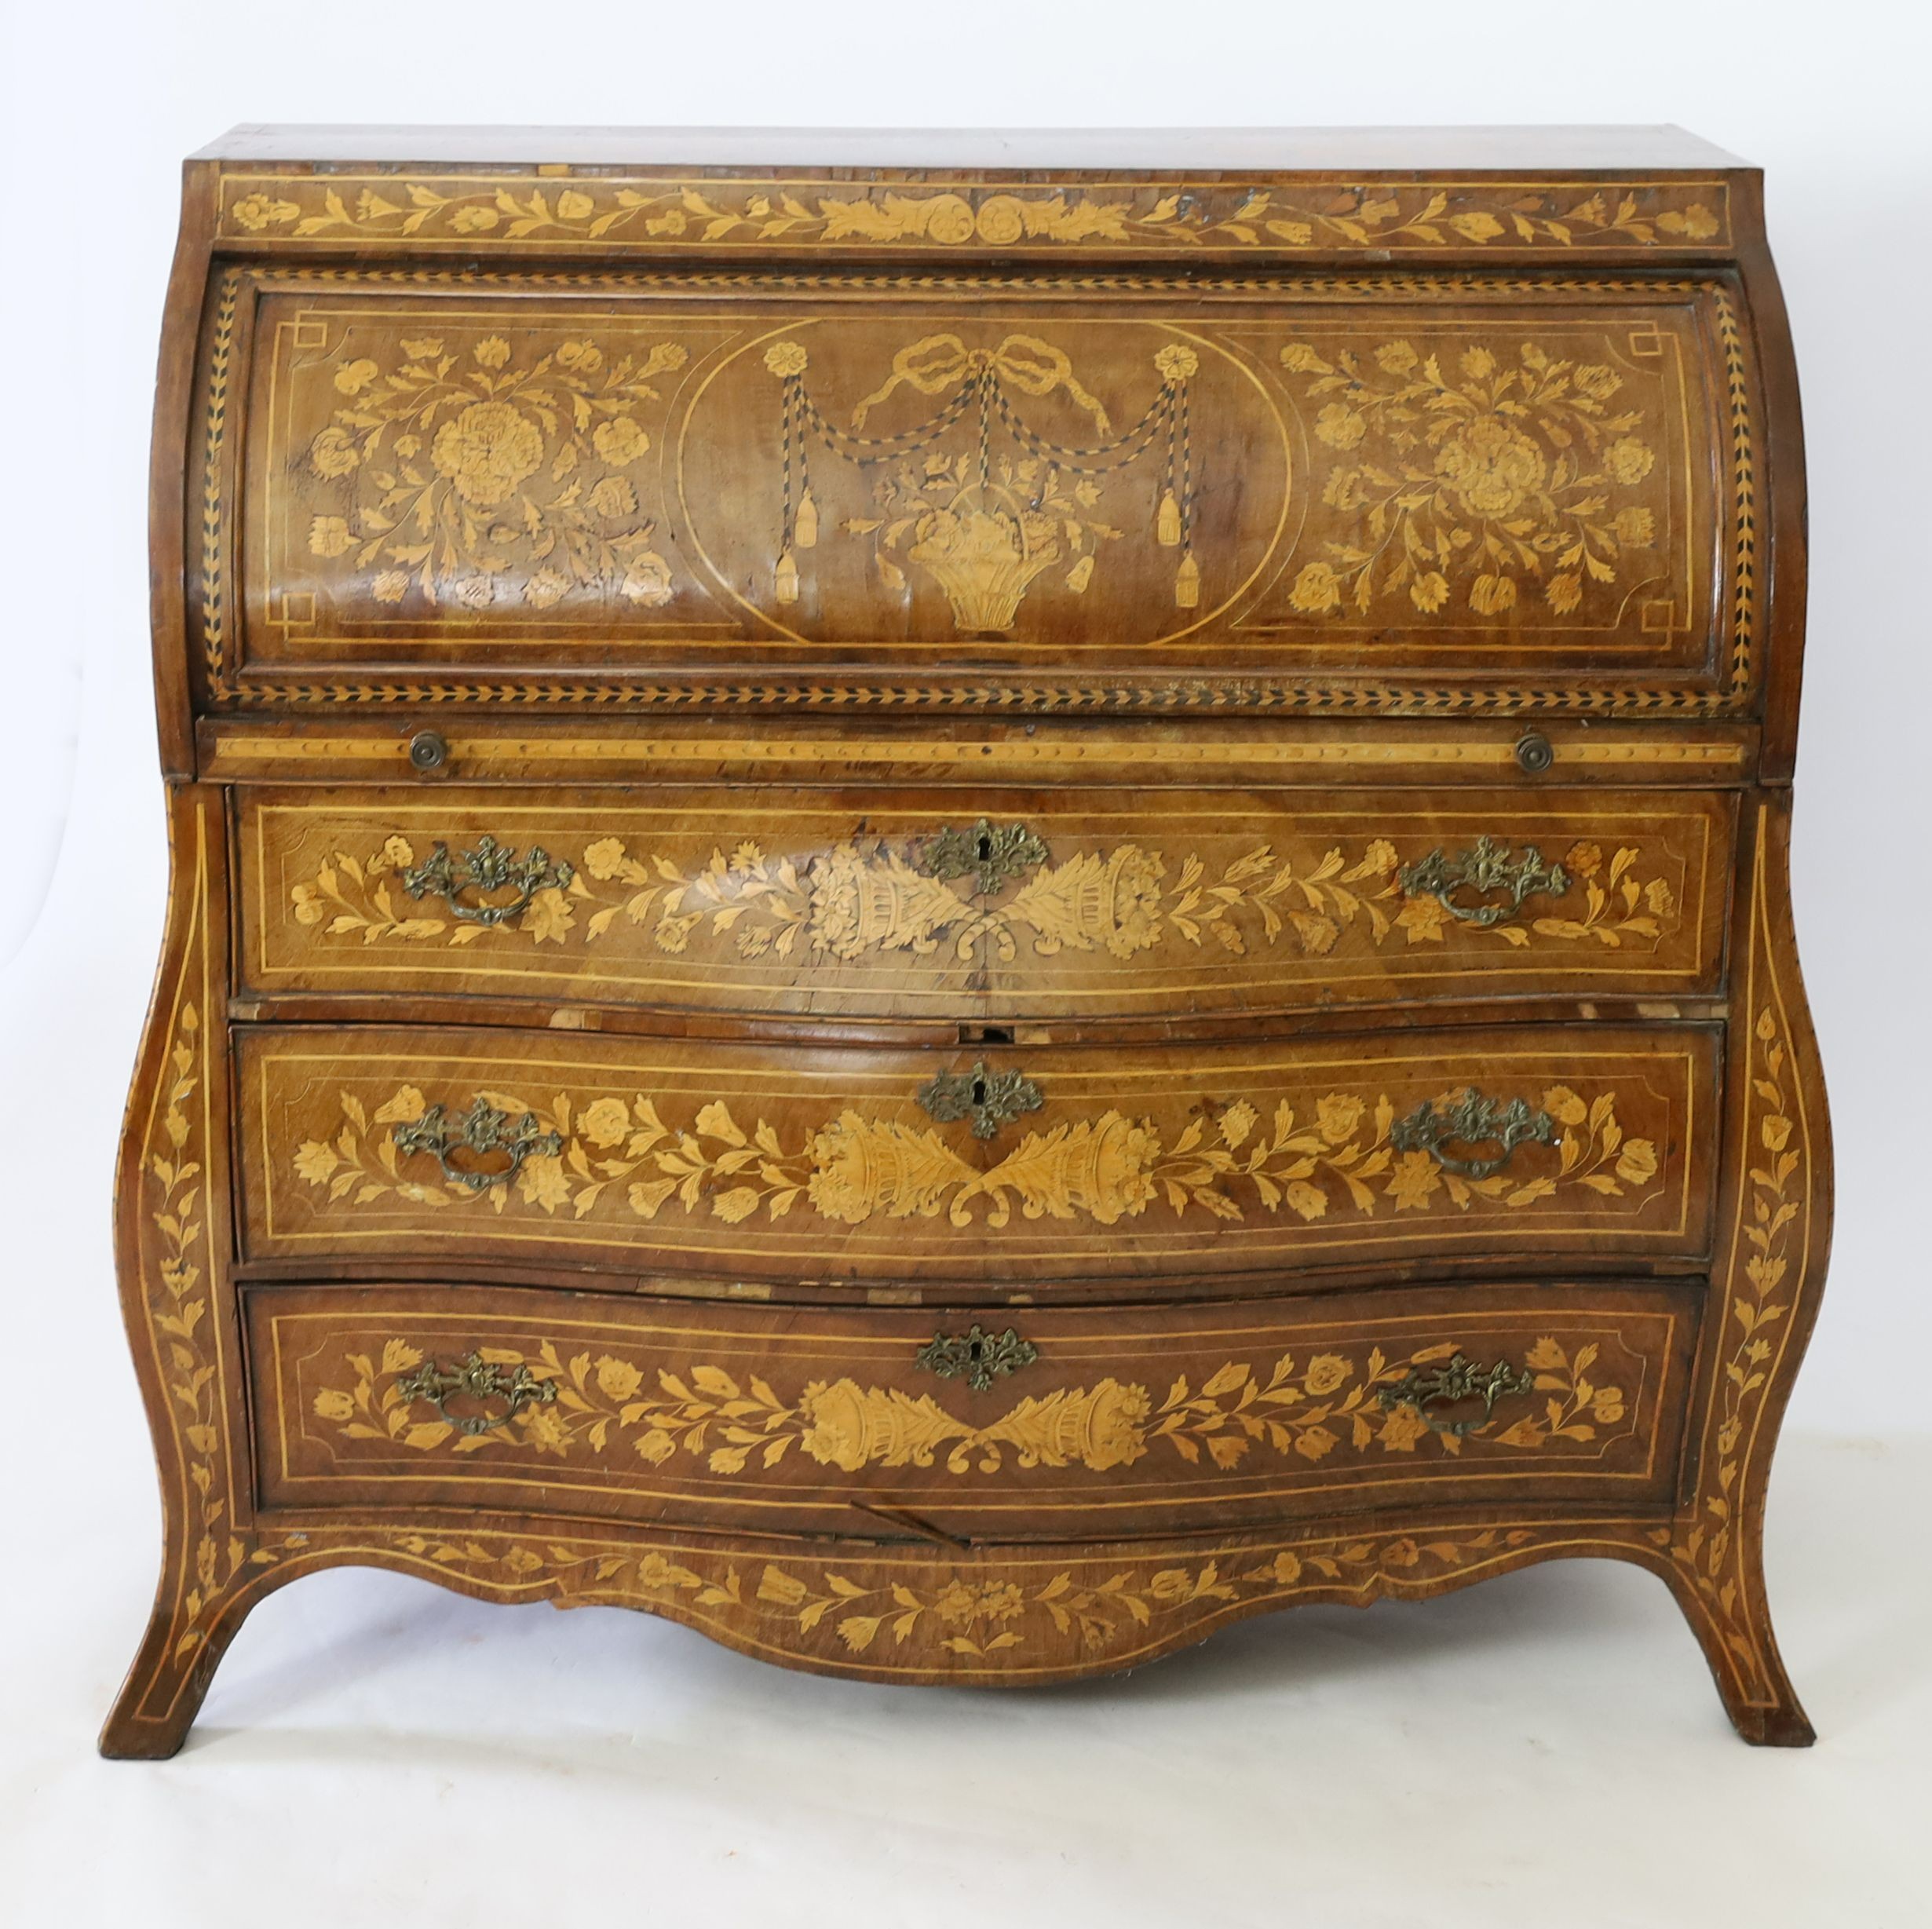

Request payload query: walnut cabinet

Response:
[103,126,1830,1755]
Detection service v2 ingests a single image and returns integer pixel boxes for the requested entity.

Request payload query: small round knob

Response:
[408,729,450,773]
[1514,731,1554,775]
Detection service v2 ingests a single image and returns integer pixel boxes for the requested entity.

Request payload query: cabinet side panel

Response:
[103,784,259,1753]
[150,164,219,778]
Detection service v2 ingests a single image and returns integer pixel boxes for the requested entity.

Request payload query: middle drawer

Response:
[237,1024,1718,1287]
[236,786,1733,1024]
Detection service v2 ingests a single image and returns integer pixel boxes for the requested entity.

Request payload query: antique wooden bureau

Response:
[104,126,1830,1755]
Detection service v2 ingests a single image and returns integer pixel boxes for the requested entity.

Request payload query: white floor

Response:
[5,1429,1924,1927]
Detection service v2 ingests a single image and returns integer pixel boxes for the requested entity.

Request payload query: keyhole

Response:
[967,1336,986,1365]
[970,1076,988,1106]
[976,831,993,862]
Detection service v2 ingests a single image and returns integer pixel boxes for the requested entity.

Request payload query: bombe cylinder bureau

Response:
[104,126,1830,1755]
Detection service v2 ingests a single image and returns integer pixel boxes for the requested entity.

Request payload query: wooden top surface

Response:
[195,123,1750,174]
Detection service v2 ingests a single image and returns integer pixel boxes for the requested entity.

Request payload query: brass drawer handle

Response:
[391,1097,564,1192]
[1397,836,1569,926]
[395,1353,559,1434]
[400,835,575,927]
[1390,1090,1556,1180]
[1377,1352,1535,1437]
[915,1324,1039,1392]
[916,1060,1045,1139]
[916,818,1049,894]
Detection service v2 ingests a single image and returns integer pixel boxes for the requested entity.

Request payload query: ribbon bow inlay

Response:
[850,331,1115,433]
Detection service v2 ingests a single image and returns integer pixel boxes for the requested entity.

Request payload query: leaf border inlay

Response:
[218,174,1731,255]
[307,1333,1634,1475]
[354,1522,1587,1666]
[291,1077,1662,1235]
[286,827,1681,966]
[1658,842,1807,1698]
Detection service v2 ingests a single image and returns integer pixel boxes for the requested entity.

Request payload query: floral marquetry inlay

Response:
[1660,999,1804,1690]
[294,329,685,611]
[286,827,1682,966]
[367,1524,1561,1665]
[307,1332,1633,1475]
[139,921,283,1681]
[1279,335,1677,624]
[108,141,1833,1763]
[145,1001,261,1661]
[217,272,1749,719]
[292,1078,1660,1235]
[218,174,1730,254]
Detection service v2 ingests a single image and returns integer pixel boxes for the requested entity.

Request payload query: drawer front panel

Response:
[209,271,1750,713]
[238,1024,1717,1282]
[247,1281,1699,1539]
[238,787,1732,1021]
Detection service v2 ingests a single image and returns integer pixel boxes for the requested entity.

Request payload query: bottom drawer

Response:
[247,1281,1700,1542]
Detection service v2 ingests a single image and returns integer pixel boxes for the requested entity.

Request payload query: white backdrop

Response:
[4,3,1929,1921]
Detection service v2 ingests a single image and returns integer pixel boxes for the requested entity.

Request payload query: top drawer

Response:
[193,267,1756,717]
[235,785,1733,1025]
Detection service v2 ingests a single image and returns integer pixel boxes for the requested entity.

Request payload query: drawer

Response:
[203,270,1751,715]
[246,1280,1700,1540]
[237,1022,1717,1285]
[236,786,1733,1023]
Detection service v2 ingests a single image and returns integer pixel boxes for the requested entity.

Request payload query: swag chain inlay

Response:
[763,331,1202,623]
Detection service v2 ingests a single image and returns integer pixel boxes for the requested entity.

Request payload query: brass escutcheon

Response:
[916,818,1050,894]
[915,1061,1045,1140]
[915,1324,1039,1393]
